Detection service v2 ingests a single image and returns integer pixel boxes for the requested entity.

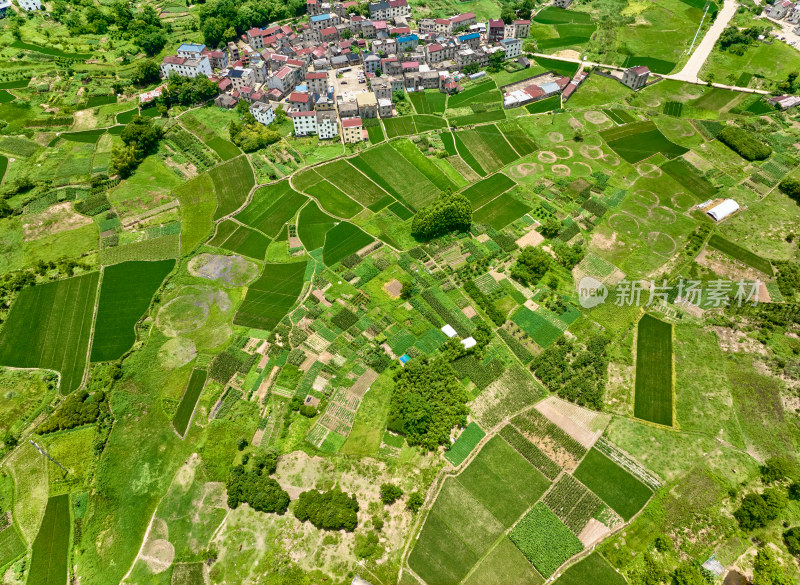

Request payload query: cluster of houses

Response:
[159,0,533,143]
[765,0,800,34]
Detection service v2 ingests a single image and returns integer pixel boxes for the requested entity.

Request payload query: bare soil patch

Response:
[510,162,543,177]
[536,396,611,449]
[188,253,258,286]
[384,279,403,298]
[578,519,611,547]
[141,539,175,574]
[579,145,604,159]
[23,202,93,241]
[584,111,610,125]
[516,225,545,248]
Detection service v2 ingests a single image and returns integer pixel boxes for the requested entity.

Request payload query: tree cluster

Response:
[411,191,472,240]
[463,279,505,326]
[510,246,551,286]
[38,390,108,433]
[530,334,610,409]
[226,460,290,515]
[379,483,403,505]
[293,488,359,531]
[779,177,800,204]
[734,488,787,531]
[717,126,772,161]
[777,71,800,95]
[229,113,281,153]
[111,116,163,178]
[53,2,169,56]
[387,358,468,450]
[198,0,306,48]
[718,26,761,55]
[164,74,220,106]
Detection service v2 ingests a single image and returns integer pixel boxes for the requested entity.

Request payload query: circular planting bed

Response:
[547,131,564,143]
[632,190,659,208]
[649,231,677,255]
[649,206,677,224]
[584,111,609,125]
[551,164,571,176]
[579,145,604,159]
[538,151,558,164]
[609,213,640,235]
[636,163,662,178]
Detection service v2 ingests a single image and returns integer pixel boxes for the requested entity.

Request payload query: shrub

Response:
[511,246,551,286]
[779,177,800,203]
[717,126,771,161]
[379,483,403,505]
[785,527,800,556]
[226,465,290,515]
[38,390,108,433]
[411,191,472,240]
[407,491,424,513]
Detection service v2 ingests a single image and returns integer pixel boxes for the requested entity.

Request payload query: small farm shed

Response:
[707,199,739,222]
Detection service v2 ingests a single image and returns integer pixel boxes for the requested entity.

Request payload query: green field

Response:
[235,180,307,237]
[28,494,70,585]
[633,314,673,426]
[211,156,255,220]
[553,552,627,585]
[473,193,531,230]
[509,502,583,578]
[0,525,26,568]
[298,201,336,250]
[91,260,175,362]
[661,158,717,198]
[448,81,498,109]
[323,222,374,266]
[413,115,448,132]
[409,435,550,583]
[173,369,207,437]
[453,125,519,175]
[317,159,390,207]
[464,537,544,585]
[355,143,443,210]
[573,448,652,521]
[0,273,99,393]
[234,261,307,330]
[383,116,416,138]
[601,121,688,163]
[462,173,516,208]
[11,40,92,59]
[450,109,506,127]
[391,139,457,193]
[211,222,270,260]
[497,121,538,156]
[409,90,447,114]
[444,422,486,466]
[707,234,774,276]
[304,179,363,218]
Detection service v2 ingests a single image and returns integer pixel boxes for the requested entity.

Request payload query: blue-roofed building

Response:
[396,33,418,51]
[310,13,330,22]
[458,32,481,49]
[309,12,341,30]
[177,43,206,58]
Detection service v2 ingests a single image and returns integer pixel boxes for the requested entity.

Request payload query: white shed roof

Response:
[707,199,739,222]
[461,336,477,349]
[441,324,457,338]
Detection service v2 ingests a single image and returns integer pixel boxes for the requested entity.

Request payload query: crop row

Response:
[511,409,587,461]
[509,502,583,578]
[499,424,560,480]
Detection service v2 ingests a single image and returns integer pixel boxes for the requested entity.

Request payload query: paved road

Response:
[671,0,738,82]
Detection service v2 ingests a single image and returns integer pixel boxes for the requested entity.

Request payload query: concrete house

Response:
[364,53,382,74]
[267,66,296,95]
[177,43,206,59]
[396,34,419,52]
[203,49,229,70]
[450,12,476,31]
[305,71,329,95]
[291,110,318,136]
[488,19,505,42]
[554,0,573,7]
[513,19,531,38]
[342,117,364,143]
[288,91,313,111]
[356,92,379,117]
[369,76,393,100]
[228,67,255,91]
[316,110,339,139]
[368,0,410,21]
[378,98,393,117]
[161,54,212,78]
[767,0,793,19]
[17,0,42,10]
[250,102,276,126]
[500,38,522,59]
[457,32,481,50]
[621,65,650,89]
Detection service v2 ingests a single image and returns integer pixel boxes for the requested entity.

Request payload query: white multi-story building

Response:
[499,38,522,59]
[291,110,318,136]
[160,55,212,78]
[316,111,339,139]
[16,0,42,11]
[250,102,276,126]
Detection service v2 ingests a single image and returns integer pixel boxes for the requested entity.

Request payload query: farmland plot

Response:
[235,181,307,237]
[173,369,208,437]
[510,502,583,578]
[462,173,516,209]
[356,144,442,210]
[0,525,26,568]
[573,448,652,521]
[600,120,688,163]
[210,156,255,220]
[553,552,627,585]
[633,314,673,426]
[298,201,336,250]
[210,221,270,260]
[323,222,374,266]
[28,494,70,585]
[0,272,99,393]
[317,159,390,207]
[234,261,307,330]
[91,260,175,362]
[444,422,486,466]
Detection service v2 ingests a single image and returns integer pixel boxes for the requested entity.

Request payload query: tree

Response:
[411,191,472,240]
[400,281,414,299]
[379,483,403,505]
[393,90,406,102]
[779,177,800,204]
[500,5,517,23]
[131,60,161,86]
[761,457,791,484]
[735,490,786,531]
[386,358,468,450]
[488,49,506,72]
[540,217,562,238]
[672,563,713,585]
[753,548,791,585]
[784,526,800,556]
[407,491,424,513]
[110,142,139,178]
[120,116,162,158]
[511,246,551,286]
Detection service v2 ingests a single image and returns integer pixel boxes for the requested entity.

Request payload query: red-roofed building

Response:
[288,91,312,111]
[622,65,650,89]
[513,19,531,38]
[562,70,588,101]
[488,19,505,42]
[305,71,328,94]
[320,26,339,42]
[341,117,364,143]
[450,12,476,31]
